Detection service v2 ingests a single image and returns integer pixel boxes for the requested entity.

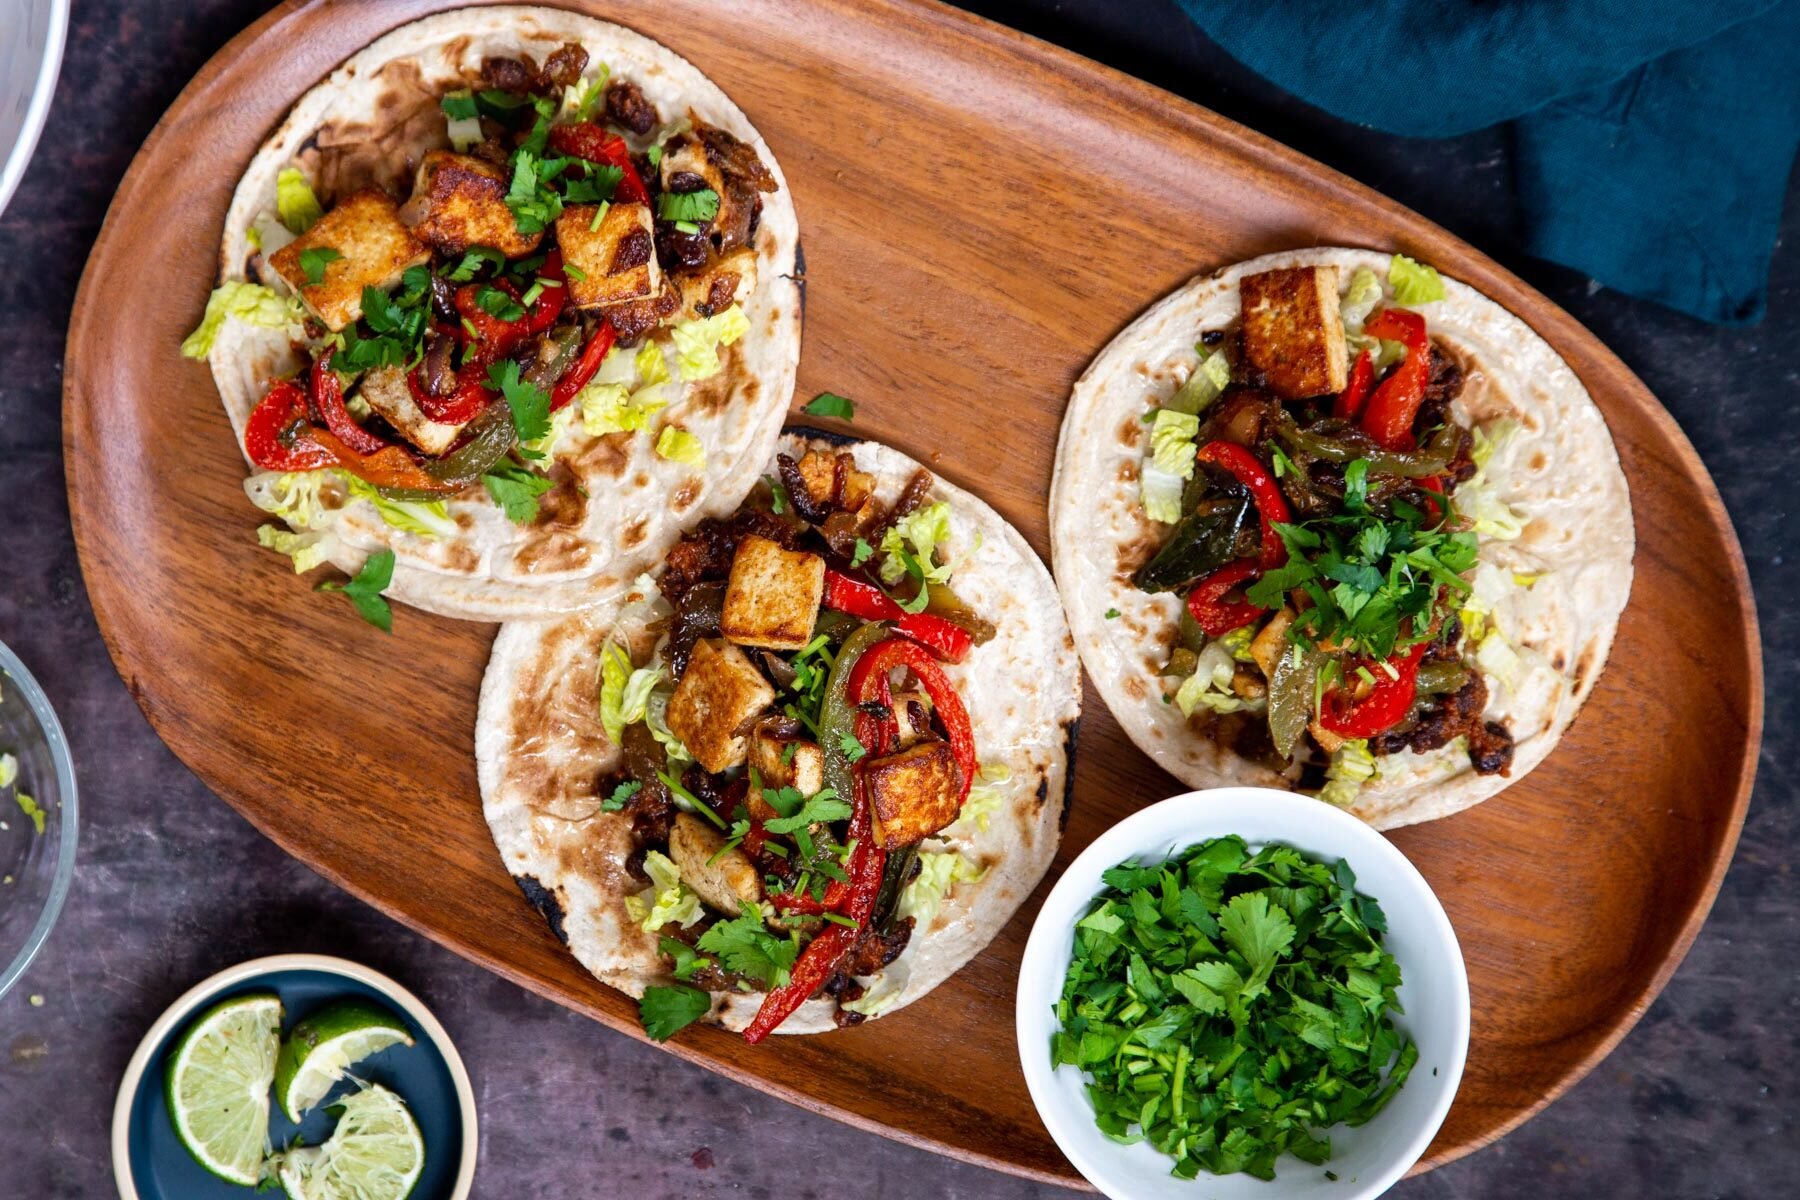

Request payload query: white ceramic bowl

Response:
[1017,788,1469,1200]
[0,0,67,218]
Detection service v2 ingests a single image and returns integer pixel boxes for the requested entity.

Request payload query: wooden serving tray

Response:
[65,0,1760,1185]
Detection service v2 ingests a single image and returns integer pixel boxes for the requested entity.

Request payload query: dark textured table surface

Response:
[3,2,1794,1197]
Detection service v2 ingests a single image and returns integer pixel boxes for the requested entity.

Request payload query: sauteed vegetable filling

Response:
[1133,257,1520,804]
[604,449,1002,1041]
[185,40,777,541]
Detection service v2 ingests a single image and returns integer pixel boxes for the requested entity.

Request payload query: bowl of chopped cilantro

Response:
[0,640,78,1003]
[1017,788,1467,1199]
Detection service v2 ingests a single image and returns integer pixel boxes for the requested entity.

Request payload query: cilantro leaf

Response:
[298,246,342,286]
[761,790,852,835]
[602,780,642,812]
[482,462,555,524]
[639,984,710,1041]
[837,732,867,763]
[315,548,395,632]
[695,912,799,988]
[487,359,552,446]
[801,392,856,421]
[658,937,711,981]
[656,188,720,223]
[850,538,874,568]
[442,245,505,283]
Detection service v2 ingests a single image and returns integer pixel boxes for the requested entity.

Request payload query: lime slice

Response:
[274,999,415,1122]
[164,992,284,1186]
[278,1083,425,1200]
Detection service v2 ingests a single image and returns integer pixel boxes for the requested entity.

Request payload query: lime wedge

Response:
[164,992,284,1186]
[274,999,415,1122]
[278,1083,426,1200]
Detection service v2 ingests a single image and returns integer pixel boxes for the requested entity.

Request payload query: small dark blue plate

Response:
[112,955,476,1200]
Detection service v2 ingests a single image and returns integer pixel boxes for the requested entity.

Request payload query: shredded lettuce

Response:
[558,64,611,122]
[276,168,323,235]
[671,305,749,380]
[953,763,1012,833]
[654,425,705,467]
[256,524,334,573]
[1470,420,1519,470]
[181,282,306,360]
[1173,642,1257,717]
[15,793,44,835]
[897,850,986,928]
[593,342,640,387]
[1475,631,1522,693]
[1318,740,1377,808]
[599,641,662,746]
[1140,409,1200,524]
[442,89,483,152]
[623,850,704,932]
[244,470,341,531]
[1166,351,1231,416]
[1388,254,1447,307]
[580,380,668,436]
[0,753,15,789]
[878,501,956,586]
[645,687,694,765]
[341,476,456,539]
[635,340,670,387]
[1340,267,1384,329]
[840,984,905,1017]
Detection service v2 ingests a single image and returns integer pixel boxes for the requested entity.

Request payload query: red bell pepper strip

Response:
[1417,474,1449,525]
[547,123,650,204]
[1316,643,1428,738]
[309,355,390,456]
[1195,440,1291,569]
[1358,309,1431,451]
[408,358,494,426]
[847,639,976,808]
[245,379,337,472]
[819,572,974,663]
[1334,349,1375,419]
[520,249,567,337]
[743,821,886,1044]
[1186,558,1265,637]
[823,570,900,619]
[549,319,617,412]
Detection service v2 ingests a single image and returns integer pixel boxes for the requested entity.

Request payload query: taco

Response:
[182,7,800,620]
[1050,248,1633,829]
[477,431,1080,1039]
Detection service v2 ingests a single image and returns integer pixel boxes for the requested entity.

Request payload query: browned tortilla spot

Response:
[514,531,592,575]
[574,431,631,479]
[672,480,700,511]
[686,343,752,417]
[1552,651,1567,671]
[1117,416,1143,449]
[622,518,647,548]
[1530,450,1548,471]
[1122,676,1145,700]
[438,542,481,573]
[535,465,588,529]
[1575,643,1597,684]
[1117,460,1138,485]
[298,60,450,202]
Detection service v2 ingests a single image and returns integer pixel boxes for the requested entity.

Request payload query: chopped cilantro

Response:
[315,549,395,632]
[1052,836,1415,1180]
[850,538,874,568]
[801,392,856,421]
[482,462,554,524]
[658,937,711,981]
[760,787,851,834]
[696,911,799,988]
[297,246,341,286]
[602,780,643,812]
[837,732,867,763]
[639,984,710,1041]
[442,245,504,283]
[474,284,525,323]
[657,188,720,224]
[487,359,552,448]
[1104,608,1121,620]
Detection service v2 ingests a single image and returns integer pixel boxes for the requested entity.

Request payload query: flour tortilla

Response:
[209,6,800,620]
[476,432,1081,1032]
[1051,248,1634,829]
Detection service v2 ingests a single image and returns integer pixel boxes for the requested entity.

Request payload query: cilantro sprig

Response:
[316,549,396,632]
[1052,836,1415,1181]
[1244,456,1476,661]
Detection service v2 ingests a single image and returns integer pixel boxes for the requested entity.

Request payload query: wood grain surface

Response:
[62,0,1760,1187]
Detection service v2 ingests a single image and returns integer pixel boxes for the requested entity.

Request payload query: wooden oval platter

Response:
[64,0,1759,1186]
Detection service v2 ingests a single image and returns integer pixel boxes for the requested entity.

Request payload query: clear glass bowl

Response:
[0,641,78,1001]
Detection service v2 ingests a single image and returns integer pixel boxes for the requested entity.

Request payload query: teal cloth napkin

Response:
[1175,0,1800,324]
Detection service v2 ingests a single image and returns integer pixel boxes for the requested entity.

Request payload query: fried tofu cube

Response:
[268,189,430,331]
[556,202,661,308]
[667,812,762,916]
[865,740,965,849]
[748,730,825,819]
[667,638,775,773]
[839,467,876,512]
[659,132,756,251]
[355,365,466,456]
[720,535,825,652]
[1239,266,1348,400]
[674,246,758,320]
[404,150,542,258]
